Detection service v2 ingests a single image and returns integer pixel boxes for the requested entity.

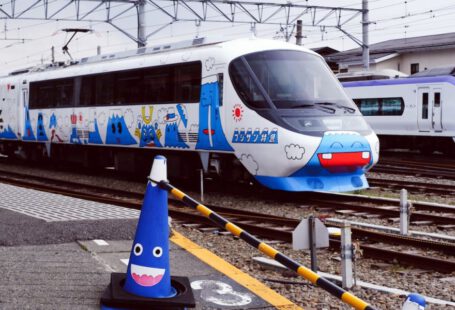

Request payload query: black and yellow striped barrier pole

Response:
[155,179,376,310]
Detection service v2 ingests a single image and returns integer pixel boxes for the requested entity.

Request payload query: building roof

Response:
[327,32,455,64]
[310,46,339,56]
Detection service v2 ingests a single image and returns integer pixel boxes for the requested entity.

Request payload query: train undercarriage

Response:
[379,135,455,155]
[0,141,250,183]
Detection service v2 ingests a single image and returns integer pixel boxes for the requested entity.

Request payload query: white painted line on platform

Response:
[93,239,109,246]
[120,259,129,266]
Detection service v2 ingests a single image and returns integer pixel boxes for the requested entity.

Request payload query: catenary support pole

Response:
[362,0,369,70]
[296,20,303,46]
[137,0,146,47]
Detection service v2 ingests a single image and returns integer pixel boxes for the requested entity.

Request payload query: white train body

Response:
[342,76,455,152]
[0,38,379,192]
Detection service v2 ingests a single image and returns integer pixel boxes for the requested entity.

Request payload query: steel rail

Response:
[307,198,455,224]
[0,171,454,271]
[368,177,455,196]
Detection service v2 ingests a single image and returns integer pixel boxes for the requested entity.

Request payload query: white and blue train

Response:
[342,71,455,154]
[0,37,379,192]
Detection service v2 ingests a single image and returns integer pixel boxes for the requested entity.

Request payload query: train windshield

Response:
[230,50,355,111]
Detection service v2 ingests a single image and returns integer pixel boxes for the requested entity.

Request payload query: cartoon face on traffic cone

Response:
[123,155,177,298]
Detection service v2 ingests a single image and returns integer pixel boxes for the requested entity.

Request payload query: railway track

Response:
[367,176,455,196]
[0,168,454,273]
[371,155,455,180]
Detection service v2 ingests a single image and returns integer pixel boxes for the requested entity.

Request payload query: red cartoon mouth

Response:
[130,264,165,287]
[317,151,370,172]
[132,273,164,287]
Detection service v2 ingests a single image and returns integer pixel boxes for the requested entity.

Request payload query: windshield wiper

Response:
[291,103,335,114]
[314,102,356,113]
[290,104,317,108]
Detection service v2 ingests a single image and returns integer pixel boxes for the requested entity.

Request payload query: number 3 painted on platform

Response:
[191,280,253,306]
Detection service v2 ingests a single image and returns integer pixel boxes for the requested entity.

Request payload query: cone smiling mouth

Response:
[130,264,165,287]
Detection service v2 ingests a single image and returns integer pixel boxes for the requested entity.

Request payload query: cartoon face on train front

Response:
[314,132,372,173]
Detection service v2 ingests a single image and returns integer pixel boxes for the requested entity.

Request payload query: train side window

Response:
[434,92,441,107]
[38,81,55,109]
[54,78,74,108]
[143,66,174,104]
[175,63,201,103]
[96,74,115,106]
[116,70,143,105]
[422,92,429,119]
[358,99,379,116]
[381,98,404,115]
[80,76,95,106]
[29,83,40,109]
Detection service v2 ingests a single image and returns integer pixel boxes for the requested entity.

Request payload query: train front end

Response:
[224,39,379,192]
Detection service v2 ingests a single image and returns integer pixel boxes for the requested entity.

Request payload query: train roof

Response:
[337,69,407,82]
[411,66,455,77]
[342,74,455,88]
[6,37,318,78]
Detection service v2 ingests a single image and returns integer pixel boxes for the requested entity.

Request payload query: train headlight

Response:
[362,152,370,159]
[321,153,332,159]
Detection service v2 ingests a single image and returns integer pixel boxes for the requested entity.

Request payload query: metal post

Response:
[295,20,303,46]
[97,45,101,55]
[362,0,369,70]
[400,189,409,235]
[341,221,353,289]
[308,215,318,272]
[137,0,146,47]
[51,46,55,64]
[200,169,204,202]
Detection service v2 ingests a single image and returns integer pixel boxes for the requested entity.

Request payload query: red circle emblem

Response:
[232,104,244,122]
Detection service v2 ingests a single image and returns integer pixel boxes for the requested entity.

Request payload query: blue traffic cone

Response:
[123,155,176,298]
[100,155,195,309]
[402,293,426,310]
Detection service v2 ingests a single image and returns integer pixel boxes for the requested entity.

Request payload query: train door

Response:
[432,88,442,132]
[0,81,20,139]
[20,86,29,138]
[417,87,431,132]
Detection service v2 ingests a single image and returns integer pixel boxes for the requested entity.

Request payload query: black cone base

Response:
[100,273,195,309]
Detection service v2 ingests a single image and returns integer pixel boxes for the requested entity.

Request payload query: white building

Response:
[327,32,455,75]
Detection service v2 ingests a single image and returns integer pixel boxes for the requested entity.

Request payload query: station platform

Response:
[0,182,300,309]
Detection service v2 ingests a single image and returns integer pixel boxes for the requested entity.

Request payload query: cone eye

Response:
[133,243,143,256]
[153,246,163,257]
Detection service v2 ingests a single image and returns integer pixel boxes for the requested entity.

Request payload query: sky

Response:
[0,0,454,75]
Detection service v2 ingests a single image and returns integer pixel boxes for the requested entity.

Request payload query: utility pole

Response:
[362,0,370,70]
[295,20,303,46]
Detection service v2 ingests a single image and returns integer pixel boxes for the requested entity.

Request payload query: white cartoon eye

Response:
[153,246,163,257]
[133,243,143,256]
